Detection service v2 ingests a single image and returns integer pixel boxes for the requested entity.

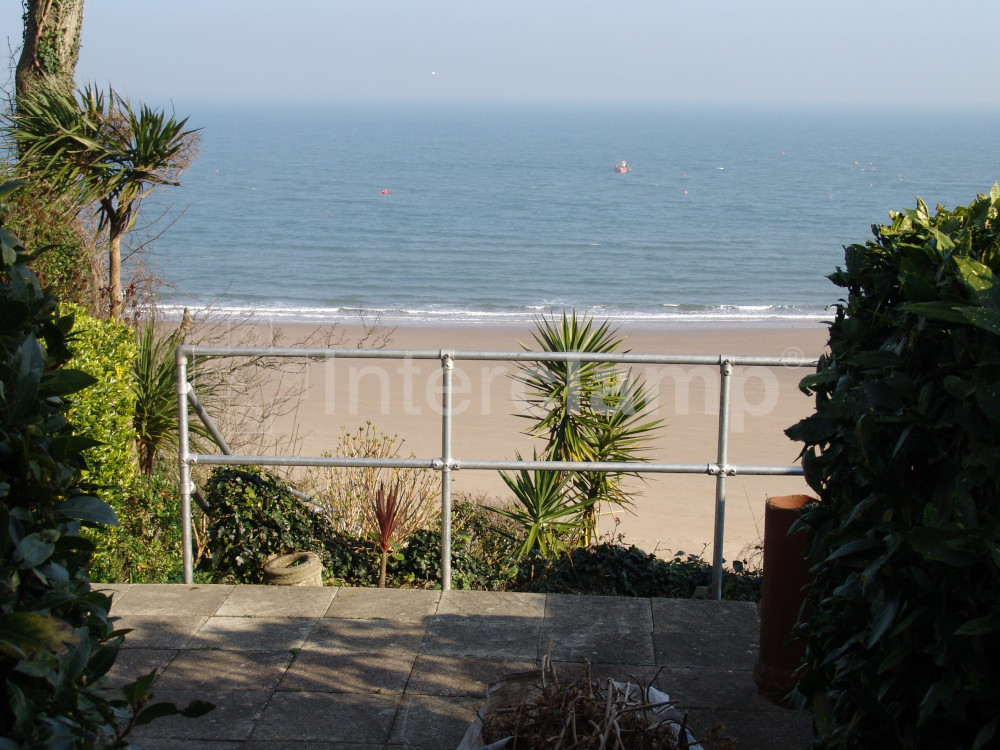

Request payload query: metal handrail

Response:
[177,344,818,599]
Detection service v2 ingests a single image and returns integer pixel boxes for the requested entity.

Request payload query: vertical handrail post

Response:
[177,348,194,584]
[440,351,454,590]
[712,357,734,600]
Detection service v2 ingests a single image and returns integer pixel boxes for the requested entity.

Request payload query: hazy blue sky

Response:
[3,1,999,107]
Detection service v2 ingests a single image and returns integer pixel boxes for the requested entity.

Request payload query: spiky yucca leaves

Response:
[494,452,592,558]
[5,83,198,317]
[511,311,661,546]
[132,314,212,475]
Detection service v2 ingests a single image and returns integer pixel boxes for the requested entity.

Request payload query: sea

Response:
[149,102,1000,327]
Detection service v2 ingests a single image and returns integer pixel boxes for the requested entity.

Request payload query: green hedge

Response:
[64,302,138,499]
[787,187,1000,749]
[62,303,158,581]
[1,180,209,745]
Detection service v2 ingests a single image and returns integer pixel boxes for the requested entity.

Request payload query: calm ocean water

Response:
[151,103,1000,326]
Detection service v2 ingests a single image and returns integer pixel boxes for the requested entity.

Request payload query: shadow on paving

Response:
[98,584,812,749]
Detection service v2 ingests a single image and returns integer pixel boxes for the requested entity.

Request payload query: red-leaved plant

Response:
[370,480,420,587]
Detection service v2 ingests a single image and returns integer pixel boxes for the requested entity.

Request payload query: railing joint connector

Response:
[176,379,192,396]
[440,350,455,369]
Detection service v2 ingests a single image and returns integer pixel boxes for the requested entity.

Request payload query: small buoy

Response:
[381,189,391,195]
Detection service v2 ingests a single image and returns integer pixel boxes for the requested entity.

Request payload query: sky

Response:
[3,1,999,108]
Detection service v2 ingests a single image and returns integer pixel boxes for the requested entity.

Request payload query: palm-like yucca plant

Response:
[510,311,661,544]
[494,453,591,558]
[572,370,660,532]
[132,313,211,475]
[6,83,198,317]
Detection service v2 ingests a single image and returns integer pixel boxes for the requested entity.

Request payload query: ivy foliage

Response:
[200,466,335,584]
[0,180,210,747]
[786,186,1000,749]
[0,186,93,306]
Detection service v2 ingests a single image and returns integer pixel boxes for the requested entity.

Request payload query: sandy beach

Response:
[209,319,830,564]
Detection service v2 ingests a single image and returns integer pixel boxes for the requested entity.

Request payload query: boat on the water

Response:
[614,161,629,173]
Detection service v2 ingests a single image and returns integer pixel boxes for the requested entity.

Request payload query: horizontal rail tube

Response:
[188,452,802,477]
[179,343,817,369]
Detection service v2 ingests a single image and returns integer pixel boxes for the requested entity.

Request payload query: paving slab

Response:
[129,689,270,742]
[280,647,417,694]
[388,694,481,749]
[215,584,338,618]
[113,615,207,649]
[325,586,441,621]
[652,599,760,671]
[542,593,655,663]
[155,649,294,692]
[649,666,762,710]
[437,589,545,618]
[246,743,385,750]
[251,691,400,744]
[109,584,233,616]
[188,615,317,651]
[406,654,536,697]
[424,612,542,659]
[104,647,178,688]
[92,583,132,603]
[684,705,813,750]
[303,618,427,654]
[138,741,245,750]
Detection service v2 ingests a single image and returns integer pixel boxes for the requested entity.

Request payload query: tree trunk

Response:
[378,548,388,588]
[108,232,123,319]
[15,0,85,107]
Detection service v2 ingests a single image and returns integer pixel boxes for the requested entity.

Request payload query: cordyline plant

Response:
[786,186,1000,749]
[368,480,425,588]
[4,83,198,318]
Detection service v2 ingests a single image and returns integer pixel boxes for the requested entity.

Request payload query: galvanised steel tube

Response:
[440,351,455,590]
[189,454,437,469]
[177,343,817,369]
[713,358,734,601]
[187,388,233,455]
[176,350,194,584]
[186,454,803,477]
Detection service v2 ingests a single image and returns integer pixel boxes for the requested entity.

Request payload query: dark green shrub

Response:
[510,544,759,600]
[322,500,521,590]
[2,186,94,306]
[0,180,209,746]
[518,544,710,597]
[787,187,1000,749]
[324,533,380,587]
[200,466,334,583]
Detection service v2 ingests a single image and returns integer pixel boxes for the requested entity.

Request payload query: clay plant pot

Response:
[262,551,324,586]
[754,494,815,705]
